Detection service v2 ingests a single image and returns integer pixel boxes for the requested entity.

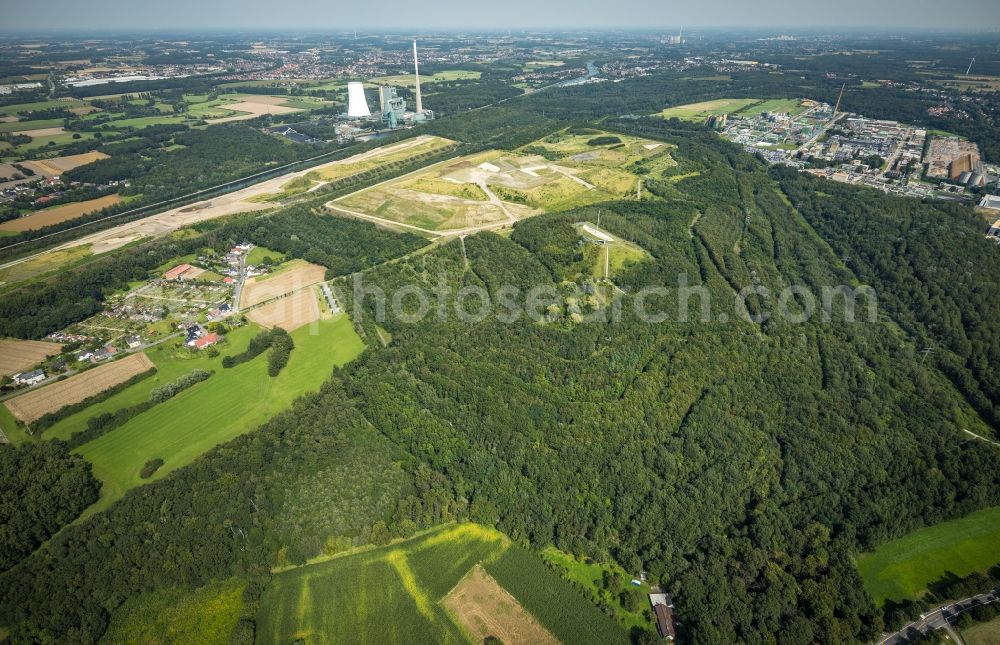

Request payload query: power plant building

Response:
[379,86,406,127]
[345,40,433,128]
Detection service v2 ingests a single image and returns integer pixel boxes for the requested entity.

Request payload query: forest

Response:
[0,441,100,572]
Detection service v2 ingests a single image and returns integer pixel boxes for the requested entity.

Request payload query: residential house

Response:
[12,369,45,386]
[194,333,220,350]
[649,594,676,640]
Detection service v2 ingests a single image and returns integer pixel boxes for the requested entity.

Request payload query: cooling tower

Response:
[346,82,371,118]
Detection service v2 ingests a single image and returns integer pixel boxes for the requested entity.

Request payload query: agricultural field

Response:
[239,259,326,308]
[75,314,364,511]
[0,92,331,158]
[0,118,65,134]
[0,194,121,233]
[100,579,245,645]
[443,565,559,645]
[19,150,110,176]
[246,286,322,331]
[930,75,1000,93]
[4,352,155,425]
[258,522,626,645]
[0,338,63,377]
[857,506,1000,604]
[523,60,565,70]
[203,95,314,124]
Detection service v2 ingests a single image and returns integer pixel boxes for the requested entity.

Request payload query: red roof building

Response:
[194,333,220,349]
[163,263,194,280]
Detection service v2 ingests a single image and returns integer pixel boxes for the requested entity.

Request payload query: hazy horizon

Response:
[3,0,999,32]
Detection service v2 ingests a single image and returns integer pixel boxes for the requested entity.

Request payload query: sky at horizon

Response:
[2,0,999,32]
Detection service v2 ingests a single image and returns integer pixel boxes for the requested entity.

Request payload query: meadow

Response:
[246,245,286,265]
[540,546,654,631]
[659,97,808,122]
[370,70,482,87]
[660,98,761,121]
[257,522,628,645]
[857,506,1000,604]
[963,616,1000,645]
[75,314,364,512]
[100,579,245,645]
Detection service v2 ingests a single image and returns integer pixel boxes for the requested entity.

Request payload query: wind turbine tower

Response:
[413,39,423,114]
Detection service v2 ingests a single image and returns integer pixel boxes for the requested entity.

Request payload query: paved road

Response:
[876,588,999,645]
[232,252,248,313]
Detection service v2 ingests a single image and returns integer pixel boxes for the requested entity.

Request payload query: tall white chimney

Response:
[413,39,423,114]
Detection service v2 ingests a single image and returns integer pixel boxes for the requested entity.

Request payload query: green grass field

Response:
[370,70,481,87]
[75,314,364,512]
[258,523,629,645]
[246,245,286,265]
[660,98,761,121]
[739,98,808,116]
[39,325,257,443]
[541,547,654,631]
[0,405,29,444]
[964,616,1000,645]
[0,99,86,117]
[0,118,65,133]
[0,244,92,292]
[857,506,1000,604]
[100,579,244,645]
[15,131,96,153]
[103,115,189,129]
[660,97,807,121]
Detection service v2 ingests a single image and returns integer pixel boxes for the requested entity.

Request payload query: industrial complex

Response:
[345,39,435,128]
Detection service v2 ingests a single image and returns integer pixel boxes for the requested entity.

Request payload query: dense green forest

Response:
[774,166,1000,430]
[0,442,100,572]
